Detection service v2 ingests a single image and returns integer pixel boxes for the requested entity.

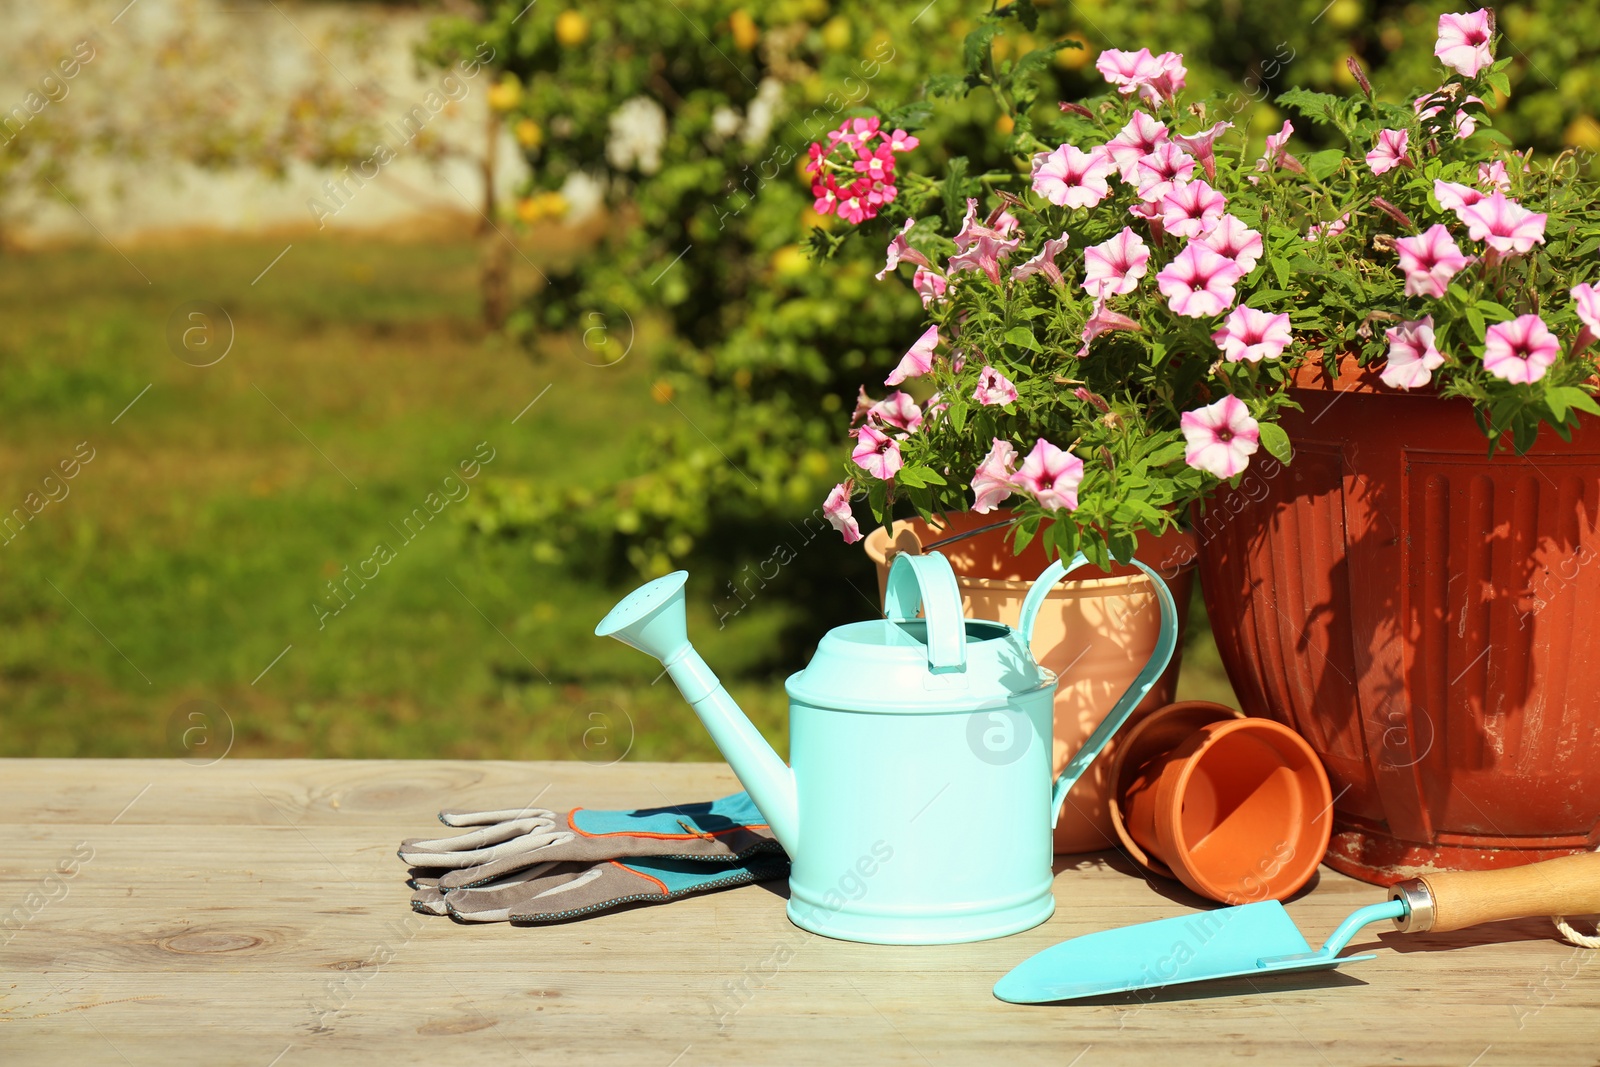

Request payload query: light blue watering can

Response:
[596,549,1178,945]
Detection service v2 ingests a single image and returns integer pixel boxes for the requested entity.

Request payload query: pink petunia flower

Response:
[1031,144,1115,209]
[973,366,1019,406]
[1479,160,1511,191]
[1106,111,1169,182]
[1172,121,1233,181]
[949,198,1021,283]
[1483,314,1560,384]
[1159,179,1227,239]
[885,324,938,386]
[1156,243,1241,318]
[1011,232,1071,286]
[1197,214,1264,275]
[866,390,924,433]
[1395,224,1475,298]
[823,481,861,544]
[971,438,1018,514]
[876,218,931,280]
[912,266,947,308]
[1082,227,1151,298]
[1305,212,1351,242]
[852,424,903,480]
[886,128,919,152]
[1459,192,1547,255]
[1253,120,1301,177]
[1211,305,1292,363]
[1435,179,1487,216]
[1181,394,1260,479]
[1134,142,1196,202]
[1573,283,1600,346]
[1366,128,1412,175]
[1096,48,1161,95]
[1137,52,1187,104]
[1013,439,1084,512]
[1436,9,1495,78]
[1414,90,1483,139]
[1381,317,1446,391]
[1079,299,1142,356]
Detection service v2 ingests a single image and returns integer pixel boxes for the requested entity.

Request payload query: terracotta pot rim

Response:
[861,517,1199,573]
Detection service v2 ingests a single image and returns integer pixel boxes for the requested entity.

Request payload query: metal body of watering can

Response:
[595,549,1178,945]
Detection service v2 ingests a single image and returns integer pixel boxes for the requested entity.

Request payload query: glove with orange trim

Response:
[399,792,788,923]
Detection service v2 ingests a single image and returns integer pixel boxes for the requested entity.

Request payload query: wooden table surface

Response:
[1,759,1595,1065]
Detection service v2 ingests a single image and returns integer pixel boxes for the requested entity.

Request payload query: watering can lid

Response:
[786,551,1053,713]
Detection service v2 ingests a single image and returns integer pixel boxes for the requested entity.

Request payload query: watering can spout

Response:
[595,572,799,854]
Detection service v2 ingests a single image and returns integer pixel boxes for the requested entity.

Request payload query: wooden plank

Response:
[1,759,1595,1065]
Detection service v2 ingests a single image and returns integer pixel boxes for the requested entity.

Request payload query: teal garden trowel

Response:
[996,853,1600,1003]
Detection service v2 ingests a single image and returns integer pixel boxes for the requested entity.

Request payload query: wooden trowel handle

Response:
[1393,853,1600,934]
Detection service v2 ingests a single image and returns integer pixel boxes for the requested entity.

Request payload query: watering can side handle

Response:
[1045,558,1181,829]
[1016,552,1091,650]
[882,551,968,673]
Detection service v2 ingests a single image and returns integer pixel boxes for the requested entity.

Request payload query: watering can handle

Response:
[882,551,968,674]
[1019,553,1181,830]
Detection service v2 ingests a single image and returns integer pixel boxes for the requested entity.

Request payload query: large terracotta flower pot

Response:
[863,508,1197,854]
[1196,356,1600,885]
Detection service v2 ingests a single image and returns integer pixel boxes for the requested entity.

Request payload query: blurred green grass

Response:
[0,234,1233,761]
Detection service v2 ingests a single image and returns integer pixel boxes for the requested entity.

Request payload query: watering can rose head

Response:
[811,8,1600,573]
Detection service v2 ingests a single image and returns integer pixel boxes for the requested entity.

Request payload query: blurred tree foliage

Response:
[421,0,1600,579]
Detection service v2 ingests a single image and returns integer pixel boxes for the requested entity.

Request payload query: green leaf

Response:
[941,156,971,231]
[1475,299,1514,322]
[1258,422,1293,464]
[1465,307,1486,341]
[1304,149,1345,181]
[1276,88,1342,126]
[1146,440,1187,466]
[1008,0,1041,31]
[1004,325,1042,352]
[962,22,1000,79]
[1550,385,1600,418]
[896,464,945,489]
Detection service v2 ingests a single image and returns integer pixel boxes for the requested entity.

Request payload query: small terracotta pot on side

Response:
[1109,701,1333,904]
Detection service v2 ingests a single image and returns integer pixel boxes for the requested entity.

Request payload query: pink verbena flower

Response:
[823,481,861,544]
[1459,192,1547,255]
[1211,306,1292,363]
[1172,121,1233,181]
[1082,227,1150,298]
[912,266,947,308]
[854,143,895,184]
[1197,214,1264,275]
[1031,144,1115,209]
[852,424,903,480]
[1366,128,1412,175]
[812,176,841,215]
[1011,232,1071,286]
[1381,317,1446,391]
[1133,142,1195,202]
[1181,394,1260,479]
[1159,179,1227,239]
[886,128,919,152]
[1105,111,1168,182]
[876,218,931,280]
[970,438,1018,513]
[973,366,1018,406]
[1436,9,1494,78]
[1079,299,1142,356]
[866,390,924,433]
[885,324,938,386]
[1395,224,1474,298]
[1156,243,1241,318]
[1435,179,1487,216]
[838,191,870,224]
[1014,439,1084,511]
[1483,314,1560,384]
[1305,212,1351,242]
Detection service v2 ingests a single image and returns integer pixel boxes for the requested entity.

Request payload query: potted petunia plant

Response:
[806,8,1600,881]
[811,8,1600,578]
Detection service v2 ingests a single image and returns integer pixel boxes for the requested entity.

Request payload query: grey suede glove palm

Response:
[399,792,788,923]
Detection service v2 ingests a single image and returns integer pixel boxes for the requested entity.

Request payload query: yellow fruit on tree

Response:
[996,114,1015,135]
[555,10,589,47]
[820,15,851,51]
[1565,115,1600,153]
[515,197,542,224]
[515,118,543,149]
[538,191,569,219]
[650,380,675,404]
[1055,35,1091,69]
[1325,0,1363,30]
[772,244,809,278]
[488,78,522,112]
[730,10,759,52]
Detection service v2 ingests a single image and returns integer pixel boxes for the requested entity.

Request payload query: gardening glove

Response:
[407,854,790,923]
[399,791,788,923]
